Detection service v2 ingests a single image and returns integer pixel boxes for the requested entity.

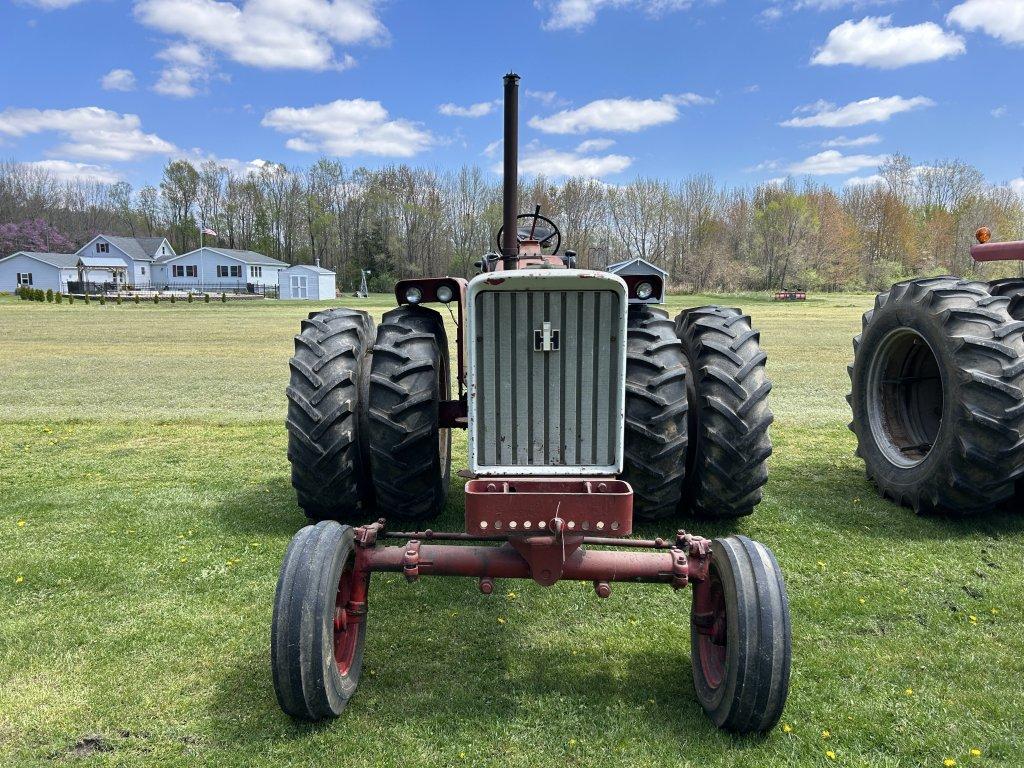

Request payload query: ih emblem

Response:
[534,321,560,352]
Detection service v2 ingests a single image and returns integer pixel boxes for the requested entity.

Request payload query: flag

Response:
[202,227,217,237]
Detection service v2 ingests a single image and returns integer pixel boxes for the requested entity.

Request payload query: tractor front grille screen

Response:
[473,289,622,470]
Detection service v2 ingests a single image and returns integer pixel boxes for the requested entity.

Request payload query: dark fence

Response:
[66,281,278,298]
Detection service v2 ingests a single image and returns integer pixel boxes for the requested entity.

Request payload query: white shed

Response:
[280,264,336,300]
[604,257,669,303]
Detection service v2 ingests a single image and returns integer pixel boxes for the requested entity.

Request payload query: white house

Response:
[279,264,336,300]
[153,247,288,292]
[0,251,79,292]
[76,235,175,287]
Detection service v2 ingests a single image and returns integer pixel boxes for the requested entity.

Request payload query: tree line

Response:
[1,155,1022,293]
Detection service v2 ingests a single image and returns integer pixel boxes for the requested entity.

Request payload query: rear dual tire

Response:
[849,277,1024,514]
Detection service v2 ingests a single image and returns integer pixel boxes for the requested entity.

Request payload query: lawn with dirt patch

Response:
[1,292,1021,767]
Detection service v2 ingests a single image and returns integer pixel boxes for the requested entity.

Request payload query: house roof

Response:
[162,246,289,267]
[604,257,669,277]
[81,235,171,262]
[79,256,127,268]
[285,264,335,275]
[0,251,79,269]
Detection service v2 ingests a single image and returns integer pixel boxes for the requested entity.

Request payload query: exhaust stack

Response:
[501,72,520,269]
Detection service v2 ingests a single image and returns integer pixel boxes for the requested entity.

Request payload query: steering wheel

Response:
[496,207,561,256]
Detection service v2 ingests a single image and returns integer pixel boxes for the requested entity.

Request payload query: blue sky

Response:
[1,0,1022,191]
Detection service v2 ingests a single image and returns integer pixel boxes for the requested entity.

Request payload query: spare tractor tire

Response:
[621,305,689,521]
[988,277,1024,321]
[848,277,1024,514]
[675,307,773,519]
[366,305,451,522]
[286,308,375,522]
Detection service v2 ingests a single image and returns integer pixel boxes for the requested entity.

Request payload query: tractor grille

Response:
[471,288,623,473]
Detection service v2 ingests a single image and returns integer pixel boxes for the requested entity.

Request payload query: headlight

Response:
[635,281,654,300]
[405,286,423,304]
[436,284,454,303]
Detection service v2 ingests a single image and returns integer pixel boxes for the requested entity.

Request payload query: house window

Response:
[250,265,262,277]
[96,242,109,253]
[185,265,197,278]
[141,266,146,275]
[17,272,33,286]
[172,265,185,277]
[230,265,241,277]
[217,265,228,278]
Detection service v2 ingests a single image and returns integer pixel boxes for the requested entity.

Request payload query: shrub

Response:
[115,296,122,305]
[170,293,177,304]
[221,292,227,303]
[99,294,106,305]
[83,293,90,304]
[153,294,160,304]
[204,293,210,303]
[68,294,74,304]
[187,292,194,304]
[134,294,140,304]
[56,292,63,304]
[36,289,45,302]
[45,289,53,302]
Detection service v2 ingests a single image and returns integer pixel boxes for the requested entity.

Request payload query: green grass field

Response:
[1,292,1022,767]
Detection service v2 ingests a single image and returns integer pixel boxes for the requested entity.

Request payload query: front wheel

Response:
[690,535,791,734]
[271,521,368,720]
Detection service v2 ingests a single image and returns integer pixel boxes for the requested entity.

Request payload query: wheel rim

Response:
[697,571,728,690]
[866,328,943,468]
[333,559,359,676]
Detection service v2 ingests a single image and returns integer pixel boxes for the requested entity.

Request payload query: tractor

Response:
[848,227,1024,515]
[272,73,790,734]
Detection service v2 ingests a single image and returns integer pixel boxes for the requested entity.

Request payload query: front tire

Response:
[271,521,368,721]
[366,305,451,522]
[675,307,773,518]
[848,277,1024,514]
[691,535,791,734]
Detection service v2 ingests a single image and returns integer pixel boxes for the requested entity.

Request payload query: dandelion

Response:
[817,560,827,569]
[17,520,26,527]
[506,591,517,600]
[969,615,978,624]
[990,608,998,615]
[568,739,577,747]
[459,752,466,760]
[944,759,957,767]
[970,749,981,757]
[905,688,914,696]
[497,617,506,625]
[826,750,836,760]
[180,557,188,563]
[782,723,793,733]
[859,598,866,604]
[15,575,24,584]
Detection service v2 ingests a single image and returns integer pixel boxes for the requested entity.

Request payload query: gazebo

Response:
[77,256,128,291]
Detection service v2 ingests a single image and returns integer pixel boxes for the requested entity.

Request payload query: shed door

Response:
[290,274,307,298]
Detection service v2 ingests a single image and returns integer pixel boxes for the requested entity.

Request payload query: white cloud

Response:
[100,68,137,91]
[154,43,213,98]
[525,89,564,106]
[788,150,888,175]
[812,16,965,68]
[530,93,709,134]
[262,99,434,157]
[540,0,693,30]
[782,95,934,127]
[514,146,632,178]
[1009,178,1024,199]
[0,107,176,161]
[992,105,1008,117]
[24,160,123,184]
[948,0,1024,45]
[134,0,384,71]
[844,173,886,187]
[438,101,496,118]
[575,138,615,152]
[482,138,502,158]
[822,133,881,147]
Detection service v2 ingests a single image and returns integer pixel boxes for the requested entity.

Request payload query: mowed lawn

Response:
[1,291,1022,768]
